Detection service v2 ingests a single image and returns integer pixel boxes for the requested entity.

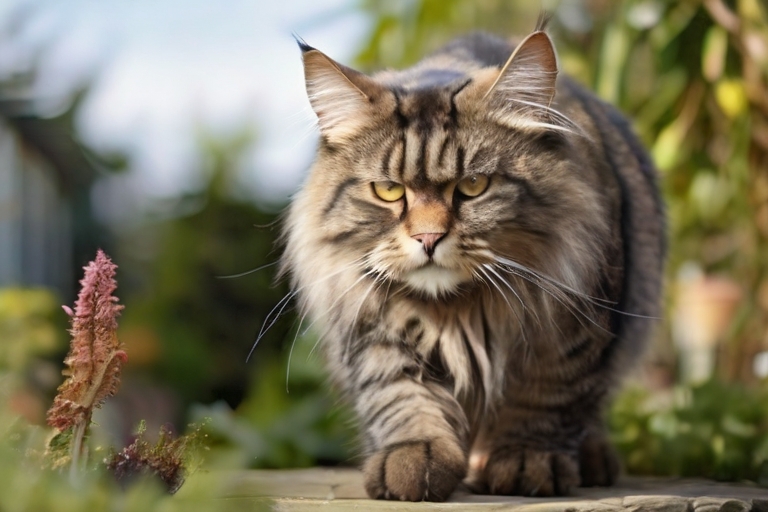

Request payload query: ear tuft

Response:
[293,34,314,54]
[535,10,553,32]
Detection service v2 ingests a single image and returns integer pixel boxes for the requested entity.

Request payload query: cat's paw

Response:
[578,430,620,487]
[363,438,466,501]
[484,447,580,496]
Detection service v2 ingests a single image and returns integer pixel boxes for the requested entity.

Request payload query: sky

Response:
[0,0,370,221]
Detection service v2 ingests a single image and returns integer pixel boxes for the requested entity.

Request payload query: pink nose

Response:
[411,232,445,258]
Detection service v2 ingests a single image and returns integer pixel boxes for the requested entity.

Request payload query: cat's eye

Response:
[372,181,405,202]
[456,174,489,198]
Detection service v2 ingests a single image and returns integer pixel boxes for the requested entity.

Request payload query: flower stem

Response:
[70,420,87,483]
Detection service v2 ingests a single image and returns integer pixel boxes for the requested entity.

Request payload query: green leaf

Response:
[702,25,728,82]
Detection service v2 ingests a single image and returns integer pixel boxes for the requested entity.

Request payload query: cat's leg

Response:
[481,405,622,495]
[349,343,469,501]
[578,424,620,487]
[480,403,585,496]
[476,312,625,497]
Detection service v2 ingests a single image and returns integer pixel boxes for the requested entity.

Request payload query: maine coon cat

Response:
[279,18,665,501]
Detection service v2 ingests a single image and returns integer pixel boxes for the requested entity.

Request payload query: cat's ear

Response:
[479,28,568,131]
[485,30,557,106]
[299,41,385,143]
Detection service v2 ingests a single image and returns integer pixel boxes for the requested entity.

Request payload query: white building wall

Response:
[0,118,21,286]
[0,117,73,295]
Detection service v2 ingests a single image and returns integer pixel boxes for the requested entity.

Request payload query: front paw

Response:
[484,447,580,496]
[363,438,466,501]
[579,429,620,487]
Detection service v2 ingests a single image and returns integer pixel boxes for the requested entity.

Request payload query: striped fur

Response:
[280,27,664,501]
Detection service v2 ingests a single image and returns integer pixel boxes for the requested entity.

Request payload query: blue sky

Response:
[0,0,370,219]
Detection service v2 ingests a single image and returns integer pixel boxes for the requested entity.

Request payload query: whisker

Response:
[247,255,367,361]
[499,257,659,321]
[381,271,395,303]
[252,218,283,230]
[295,267,376,340]
[483,263,541,328]
[247,289,297,362]
[286,262,377,389]
[285,312,307,393]
[351,276,384,331]
[307,273,384,361]
[493,261,613,336]
[471,269,492,293]
[292,120,321,150]
[299,268,379,362]
[514,269,595,331]
[495,256,614,304]
[216,261,279,279]
[477,266,528,346]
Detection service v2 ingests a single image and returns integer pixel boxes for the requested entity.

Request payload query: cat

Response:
[279,16,665,501]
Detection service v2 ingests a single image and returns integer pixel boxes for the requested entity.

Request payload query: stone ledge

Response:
[198,468,768,511]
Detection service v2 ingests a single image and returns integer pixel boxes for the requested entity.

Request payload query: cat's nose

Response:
[411,232,445,258]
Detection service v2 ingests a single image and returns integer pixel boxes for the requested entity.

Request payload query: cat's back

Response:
[372,32,510,89]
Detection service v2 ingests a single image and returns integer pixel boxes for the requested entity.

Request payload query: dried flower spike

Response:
[46,249,127,433]
[107,421,199,494]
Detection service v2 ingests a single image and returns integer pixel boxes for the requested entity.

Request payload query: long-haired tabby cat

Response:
[279,16,664,501]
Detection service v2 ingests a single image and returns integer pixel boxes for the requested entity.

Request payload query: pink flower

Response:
[47,250,127,431]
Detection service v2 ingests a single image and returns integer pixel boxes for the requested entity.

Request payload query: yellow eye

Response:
[456,174,489,197]
[372,181,405,202]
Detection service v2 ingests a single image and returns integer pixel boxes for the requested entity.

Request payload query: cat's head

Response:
[285,29,604,301]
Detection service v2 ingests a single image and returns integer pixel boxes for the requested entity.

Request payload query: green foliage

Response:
[113,129,354,468]
[356,0,542,68]
[0,287,66,431]
[610,381,768,485]
[0,288,62,372]
[0,287,264,510]
[0,415,242,512]
[237,332,356,468]
[0,428,258,512]
[192,333,356,469]
[116,131,291,408]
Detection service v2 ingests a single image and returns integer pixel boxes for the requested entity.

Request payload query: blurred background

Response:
[1,0,767,486]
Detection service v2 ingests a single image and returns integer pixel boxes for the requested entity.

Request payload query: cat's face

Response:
[288,34,600,300]
[311,100,576,298]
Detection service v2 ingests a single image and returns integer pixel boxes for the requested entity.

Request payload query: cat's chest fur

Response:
[383,298,501,398]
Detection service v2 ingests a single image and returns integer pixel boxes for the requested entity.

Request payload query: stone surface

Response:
[192,468,768,511]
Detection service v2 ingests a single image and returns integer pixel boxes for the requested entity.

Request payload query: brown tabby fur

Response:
[279,20,664,501]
